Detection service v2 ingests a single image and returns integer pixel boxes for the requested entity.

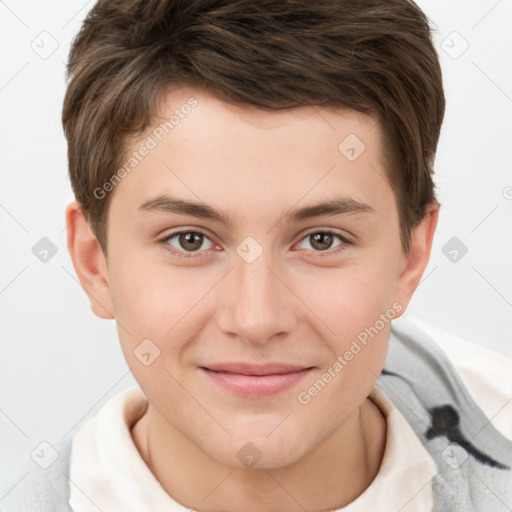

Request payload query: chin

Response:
[204,429,313,470]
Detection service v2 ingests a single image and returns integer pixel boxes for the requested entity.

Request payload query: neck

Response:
[131,396,387,511]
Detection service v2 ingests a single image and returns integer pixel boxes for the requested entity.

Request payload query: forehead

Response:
[108,87,394,227]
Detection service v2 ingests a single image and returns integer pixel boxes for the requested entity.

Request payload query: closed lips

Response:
[200,364,314,397]
[202,363,313,376]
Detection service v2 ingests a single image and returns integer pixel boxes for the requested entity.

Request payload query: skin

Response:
[66,86,438,511]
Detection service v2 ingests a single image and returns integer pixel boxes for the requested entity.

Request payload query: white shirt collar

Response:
[69,384,436,511]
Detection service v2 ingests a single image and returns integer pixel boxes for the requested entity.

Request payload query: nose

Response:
[216,248,298,346]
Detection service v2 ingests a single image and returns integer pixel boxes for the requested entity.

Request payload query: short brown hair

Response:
[62,0,445,254]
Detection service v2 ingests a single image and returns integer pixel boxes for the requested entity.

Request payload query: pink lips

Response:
[200,363,313,397]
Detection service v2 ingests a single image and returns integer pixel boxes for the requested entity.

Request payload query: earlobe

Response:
[65,201,115,320]
[393,204,439,316]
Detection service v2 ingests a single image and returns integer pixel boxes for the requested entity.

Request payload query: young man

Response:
[1,0,511,511]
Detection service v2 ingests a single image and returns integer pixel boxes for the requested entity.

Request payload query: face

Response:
[88,87,422,469]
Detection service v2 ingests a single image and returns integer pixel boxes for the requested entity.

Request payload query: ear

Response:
[65,201,114,320]
[393,203,439,317]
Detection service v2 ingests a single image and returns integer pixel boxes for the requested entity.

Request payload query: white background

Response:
[1,0,511,487]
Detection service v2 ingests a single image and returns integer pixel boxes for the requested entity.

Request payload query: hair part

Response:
[62,0,445,255]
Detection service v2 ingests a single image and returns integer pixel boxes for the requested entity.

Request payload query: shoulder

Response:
[400,314,512,441]
[0,437,73,512]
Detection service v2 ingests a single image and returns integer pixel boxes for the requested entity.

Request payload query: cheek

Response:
[108,249,206,336]
[297,252,400,394]
[296,265,397,413]
[303,256,399,339]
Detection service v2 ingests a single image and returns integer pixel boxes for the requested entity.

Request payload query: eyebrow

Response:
[137,194,375,227]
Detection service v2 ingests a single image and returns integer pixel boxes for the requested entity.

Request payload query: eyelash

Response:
[158,228,352,259]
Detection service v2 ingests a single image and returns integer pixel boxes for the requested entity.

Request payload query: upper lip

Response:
[202,363,313,376]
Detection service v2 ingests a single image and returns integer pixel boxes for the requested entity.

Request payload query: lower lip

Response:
[200,368,313,397]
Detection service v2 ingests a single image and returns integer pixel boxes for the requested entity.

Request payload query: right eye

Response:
[158,229,217,259]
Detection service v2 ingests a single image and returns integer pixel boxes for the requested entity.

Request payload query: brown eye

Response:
[160,229,215,258]
[295,229,350,257]
[309,232,335,251]
[178,232,204,251]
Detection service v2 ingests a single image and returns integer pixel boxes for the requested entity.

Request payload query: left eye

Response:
[295,230,347,253]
